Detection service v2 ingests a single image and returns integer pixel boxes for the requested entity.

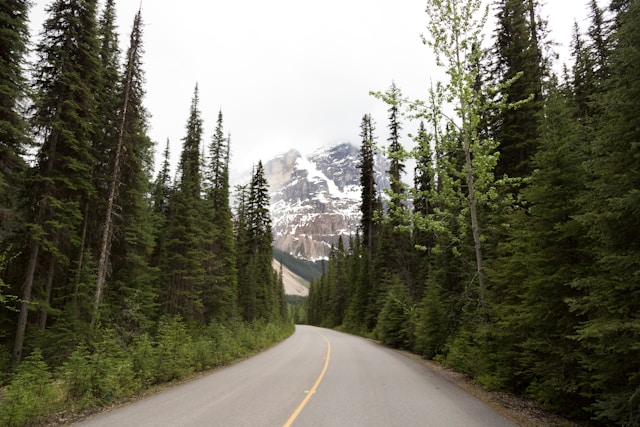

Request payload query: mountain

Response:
[272,259,309,297]
[261,142,389,261]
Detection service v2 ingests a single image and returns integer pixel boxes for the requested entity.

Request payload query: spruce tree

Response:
[236,162,280,322]
[358,114,376,252]
[14,0,101,361]
[0,0,30,244]
[492,0,545,180]
[101,9,157,335]
[161,86,206,321]
[572,3,640,423]
[202,111,237,322]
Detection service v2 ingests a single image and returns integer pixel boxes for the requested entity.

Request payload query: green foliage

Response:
[415,280,450,359]
[374,281,416,350]
[307,1,640,425]
[273,248,322,282]
[57,332,139,412]
[58,345,97,411]
[0,349,60,426]
[130,333,157,389]
[155,316,195,382]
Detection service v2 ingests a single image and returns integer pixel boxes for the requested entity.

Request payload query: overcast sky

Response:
[27,0,595,176]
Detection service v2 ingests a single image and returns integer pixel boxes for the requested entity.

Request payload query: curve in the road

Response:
[282,332,330,427]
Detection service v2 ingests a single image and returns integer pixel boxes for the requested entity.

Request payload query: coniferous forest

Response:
[0,1,289,424]
[307,0,640,425]
[1,0,639,426]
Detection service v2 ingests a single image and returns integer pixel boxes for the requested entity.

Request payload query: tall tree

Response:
[380,81,405,210]
[160,86,206,321]
[492,0,545,180]
[14,0,101,362]
[202,111,237,322]
[358,114,376,252]
[236,162,281,322]
[423,0,498,315]
[572,2,640,423]
[101,9,157,335]
[92,2,130,325]
[0,0,30,243]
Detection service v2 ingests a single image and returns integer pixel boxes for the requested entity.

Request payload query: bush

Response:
[374,282,416,350]
[58,345,95,412]
[155,316,194,382]
[0,349,60,426]
[130,333,158,388]
[91,330,139,403]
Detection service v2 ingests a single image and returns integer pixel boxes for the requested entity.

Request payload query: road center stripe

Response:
[282,332,331,427]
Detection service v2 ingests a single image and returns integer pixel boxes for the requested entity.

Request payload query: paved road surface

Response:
[75,325,517,427]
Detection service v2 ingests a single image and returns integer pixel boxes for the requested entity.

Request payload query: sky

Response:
[27,0,596,177]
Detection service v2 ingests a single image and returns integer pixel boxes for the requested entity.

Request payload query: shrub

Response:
[0,349,60,426]
[155,316,194,382]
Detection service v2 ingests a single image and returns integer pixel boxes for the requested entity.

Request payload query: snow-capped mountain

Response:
[261,142,389,261]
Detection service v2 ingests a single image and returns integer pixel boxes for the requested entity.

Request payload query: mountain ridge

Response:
[261,142,389,261]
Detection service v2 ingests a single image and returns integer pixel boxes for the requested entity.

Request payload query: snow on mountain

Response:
[259,141,389,261]
[232,141,389,262]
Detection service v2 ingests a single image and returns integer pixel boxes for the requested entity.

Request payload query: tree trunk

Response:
[38,251,56,329]
[13,240,39,363]
[463,140,487,314]
[92,26,138,327]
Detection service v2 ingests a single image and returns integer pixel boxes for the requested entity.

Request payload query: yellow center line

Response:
[282,333,331,427]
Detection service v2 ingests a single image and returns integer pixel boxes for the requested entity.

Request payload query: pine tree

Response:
[486,79,592,413]
[236,162,280,322]
[14,0,101,362]
[411,121,436,297]
[101,9,157,335]
[0,0,30,243]
[202,111,237,322]
[380,81,405,210]
[571,3,640,423]
[150,139,172,274]
[63,0,123,330]
[161,86,206,321]
[358,114,376,252]
[492,0,545,180]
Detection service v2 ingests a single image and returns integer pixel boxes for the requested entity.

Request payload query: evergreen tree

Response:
[236,162,281,322]
[160,86,206,321]
[150,139,172,278]
[486,79,592,415]
[492,0,545,180]
[14,0,101,362]
[0,0,30,244]
[412,121,436,270]
[66,0,122,330]
[102,9,157,335]
[572,3,640,423]
[202,111,237,322]
[380,81,405,210]
[358,114,377,252]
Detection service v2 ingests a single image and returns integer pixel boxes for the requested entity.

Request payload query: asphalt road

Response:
[75,325,517,427]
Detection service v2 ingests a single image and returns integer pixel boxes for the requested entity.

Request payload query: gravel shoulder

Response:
[399,351,586,427]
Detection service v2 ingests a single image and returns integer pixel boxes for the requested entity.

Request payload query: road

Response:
[75,325,517,427]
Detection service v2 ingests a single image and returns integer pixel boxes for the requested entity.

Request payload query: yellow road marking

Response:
[282,333,331,427]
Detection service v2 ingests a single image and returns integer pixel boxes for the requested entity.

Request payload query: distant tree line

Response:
[0,1,288,423]
[307,0,640,425]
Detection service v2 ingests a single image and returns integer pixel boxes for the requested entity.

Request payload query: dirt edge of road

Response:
[398,350,586,427]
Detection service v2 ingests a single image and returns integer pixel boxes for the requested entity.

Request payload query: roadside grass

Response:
[0,319,294,427]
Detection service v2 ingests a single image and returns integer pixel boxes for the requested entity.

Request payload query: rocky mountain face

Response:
[262,142,389,261]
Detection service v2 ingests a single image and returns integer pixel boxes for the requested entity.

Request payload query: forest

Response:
[1,0,639,426]
[0,0,290,424]
[306,0,640,426]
